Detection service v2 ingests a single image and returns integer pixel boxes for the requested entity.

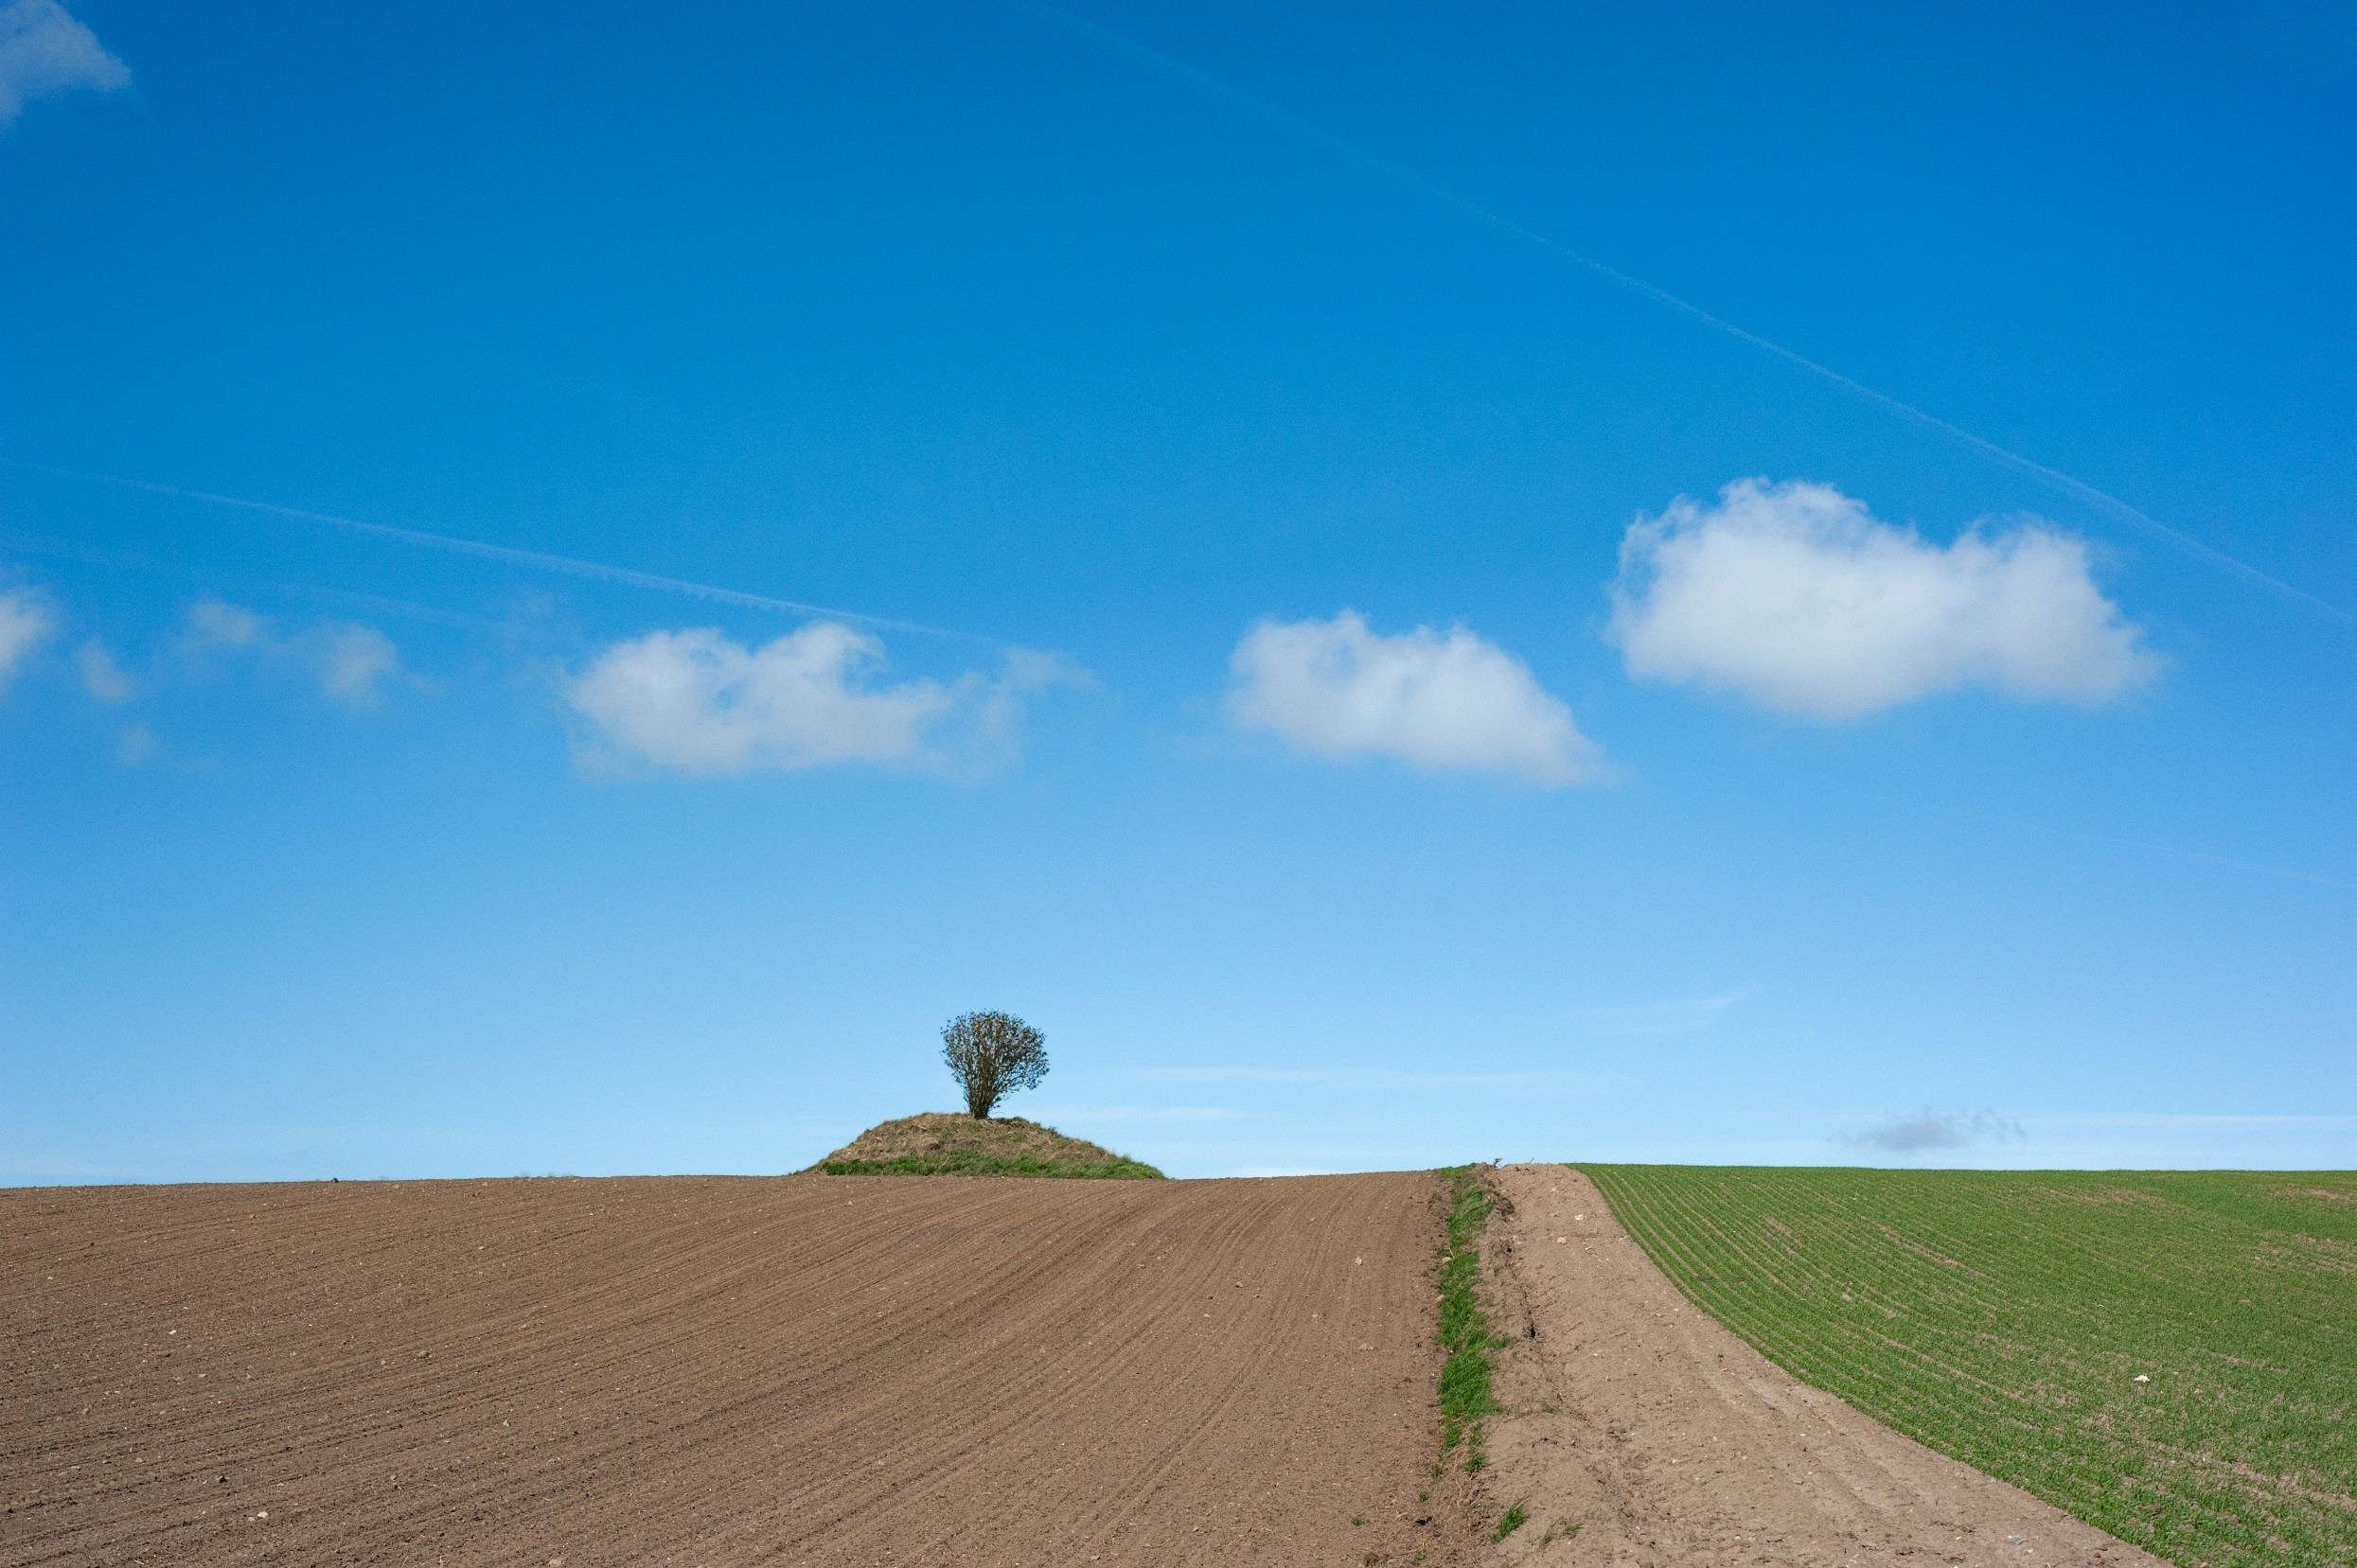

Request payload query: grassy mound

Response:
[815,1113,1164,1179]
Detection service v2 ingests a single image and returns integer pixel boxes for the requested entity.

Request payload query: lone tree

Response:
[941,1010,1049,1119]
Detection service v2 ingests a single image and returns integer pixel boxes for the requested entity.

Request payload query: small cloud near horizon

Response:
[1847,1106,2028,1154]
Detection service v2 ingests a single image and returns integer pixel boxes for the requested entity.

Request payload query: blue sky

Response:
[3,0,2351,1183]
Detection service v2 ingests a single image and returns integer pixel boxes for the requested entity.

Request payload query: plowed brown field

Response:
[1,1172,1446,1567]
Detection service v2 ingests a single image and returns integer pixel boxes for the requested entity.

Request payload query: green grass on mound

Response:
[820,1152,1165,1179]
[813,1112,1165,1179]
[1583,1164,2357,1568]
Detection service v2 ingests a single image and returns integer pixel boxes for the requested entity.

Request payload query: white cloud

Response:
[563,622,1083,777]
[318,625,399,705]
[1607,479,2159,719]
[115,723,157,765]
[0,585,54,692]
[1847,1106,2026,1154]
[183,597,403,705]
[75,638,133,702]
[184,596,265,649]
[1227,610,1600,785]
[0,0,129,127]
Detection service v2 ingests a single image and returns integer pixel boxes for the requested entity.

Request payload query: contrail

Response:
[0,524,513,632]
[0,457,992,643]
[1011,0,2348,624]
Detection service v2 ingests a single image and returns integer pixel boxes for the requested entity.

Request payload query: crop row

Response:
[1582,1165,2357,1568]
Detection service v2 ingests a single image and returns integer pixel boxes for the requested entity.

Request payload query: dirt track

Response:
[1480,1166,2165,1566]
[0,1173,1446,1567]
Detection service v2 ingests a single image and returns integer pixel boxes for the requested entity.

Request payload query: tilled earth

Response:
[1,1173,1448,1567]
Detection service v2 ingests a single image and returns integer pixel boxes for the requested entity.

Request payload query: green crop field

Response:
[1582,1165,2357,1567]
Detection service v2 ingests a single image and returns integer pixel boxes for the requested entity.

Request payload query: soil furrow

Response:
[1,1172,1450,1567]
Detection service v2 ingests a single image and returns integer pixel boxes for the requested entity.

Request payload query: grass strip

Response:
[1436,1165,1503,1471]
[820,1153,1164,1179]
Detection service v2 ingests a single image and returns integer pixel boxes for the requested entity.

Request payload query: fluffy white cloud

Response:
[75,638,133,702]
[1606,479,2158,719]
[0,586,55,692]
[0,0,128,127]
[1227,610,1599,785]
[563,622,1081,777]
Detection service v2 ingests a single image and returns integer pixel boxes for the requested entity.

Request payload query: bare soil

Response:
[1,1172,1449,1566]
[1476,1166,2168,1566]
